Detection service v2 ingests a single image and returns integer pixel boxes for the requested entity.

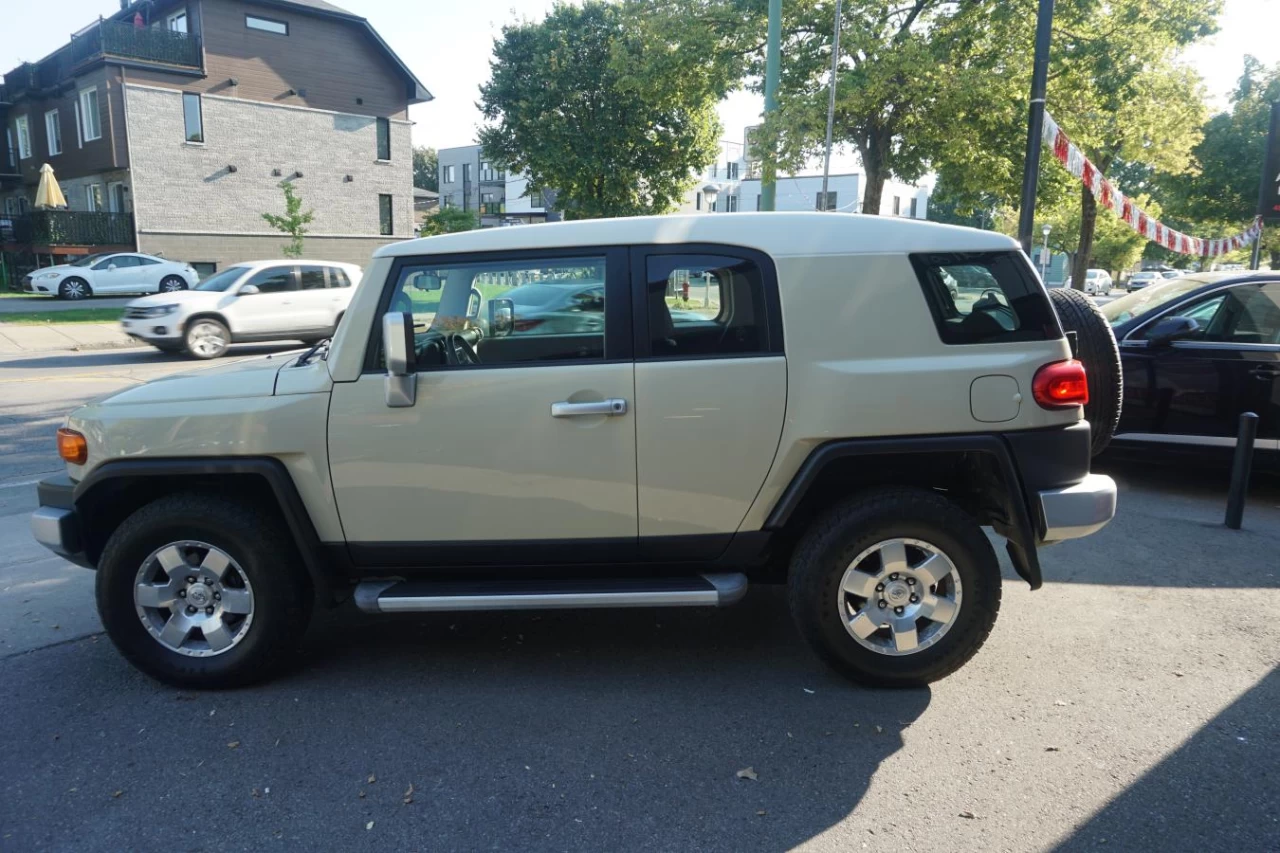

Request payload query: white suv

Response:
[33,214,1118,689]
[121,260,362,358]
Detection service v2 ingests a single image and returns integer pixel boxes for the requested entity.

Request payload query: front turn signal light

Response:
[57,428,88,465]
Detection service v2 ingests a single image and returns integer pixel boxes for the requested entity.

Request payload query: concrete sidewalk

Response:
[0,322,141,354]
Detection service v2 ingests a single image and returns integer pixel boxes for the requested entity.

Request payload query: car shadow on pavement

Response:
[1051,664,1280,852]
[0,586,931,851]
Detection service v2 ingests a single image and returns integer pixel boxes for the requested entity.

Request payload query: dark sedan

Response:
[1101,272,1279,467]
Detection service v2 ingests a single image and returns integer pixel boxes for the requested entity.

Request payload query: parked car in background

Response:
[1125,270,1163,291]
[1161,270,1183,279]
[1101,272,1280,468]
[22,253,197,300]
[1083,269,1113,295]
[120,260,362,359]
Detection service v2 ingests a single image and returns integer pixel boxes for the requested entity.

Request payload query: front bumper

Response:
[30,474,92,568]
[120,318,183,341]
[1037,473,1117,543]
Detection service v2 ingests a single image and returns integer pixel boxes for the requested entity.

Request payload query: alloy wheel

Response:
[187,321,228,357]
[133,540,255,657]
[838,538,963,656]
[160,277,186,292]
[60,280,88,299]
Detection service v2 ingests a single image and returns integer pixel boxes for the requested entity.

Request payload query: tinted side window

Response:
[246,267,295,294]
[134,256,161,266]
[911,251,1060,345]
[329,268,351,288]
[299,265,326,290]
[643,253,772,358]
[1160,284,1280,345]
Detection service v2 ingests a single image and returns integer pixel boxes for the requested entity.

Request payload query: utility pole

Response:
[1017,0,1055,254]
[1252,101,1280,270]
[760,0,782,212]
[820,0,844,212]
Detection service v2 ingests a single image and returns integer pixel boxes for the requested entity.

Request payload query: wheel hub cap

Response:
[837,537,963,657]
[187,583,212,607]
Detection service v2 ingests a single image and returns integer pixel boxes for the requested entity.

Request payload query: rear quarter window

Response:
[910,251,1061,345]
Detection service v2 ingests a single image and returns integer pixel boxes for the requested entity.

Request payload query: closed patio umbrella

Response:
[34,163,67,209]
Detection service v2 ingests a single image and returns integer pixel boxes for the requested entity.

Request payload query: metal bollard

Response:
[1224,412,1259,530]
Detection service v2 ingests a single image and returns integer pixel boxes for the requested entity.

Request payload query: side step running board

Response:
[353,573,748,614]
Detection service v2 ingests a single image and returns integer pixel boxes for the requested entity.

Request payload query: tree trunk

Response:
[859,128,891,215]
[1270,249,1279,270]
[1071,185,1097,291]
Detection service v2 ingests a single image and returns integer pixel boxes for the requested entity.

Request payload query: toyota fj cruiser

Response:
[31,213,1118,688]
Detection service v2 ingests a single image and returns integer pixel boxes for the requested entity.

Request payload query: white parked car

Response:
[1125,270,1163,291]
[1082,269,1113,295]
[121,260,362,359]
[22,252,197,299]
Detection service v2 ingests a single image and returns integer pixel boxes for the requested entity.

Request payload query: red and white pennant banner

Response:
[1042,112,1262,257]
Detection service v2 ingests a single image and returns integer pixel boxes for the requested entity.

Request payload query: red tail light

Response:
[1032,359,1088,409]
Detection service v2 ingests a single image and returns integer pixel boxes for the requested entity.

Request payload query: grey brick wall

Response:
[125,84,413,247]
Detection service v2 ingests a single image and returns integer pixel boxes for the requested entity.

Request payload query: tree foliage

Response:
[418,207,479,237]
[413,146,438,192]
[478,2,727,219]
[260,181,315,259]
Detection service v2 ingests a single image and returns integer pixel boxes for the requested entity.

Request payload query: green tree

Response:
[478,2,723,219]
[418,207,478,236]
[413,146,438,191]
[260,181,315,259]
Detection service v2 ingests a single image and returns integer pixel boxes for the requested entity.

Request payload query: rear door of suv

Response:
[629,245,787,559]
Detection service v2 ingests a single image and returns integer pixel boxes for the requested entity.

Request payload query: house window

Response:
[45,110,61,156]
[892,196,902,216]
[378,194,393,235]
[529,189,544,208]
[816,191,836,211]
[710,163,718,178]
[726,194,738,212]
[246,14,288,34]
[78,87,102,143]
[462,163,471,182]
[15,116,31,159]
[376,117,391,161]
[480,161,494,181]
[108,182,127,212]
[728,162,739,180]
[910,197,919,218]
[695,192,701,211]
[443,164,455,183]
[86,184,103,212]
[182,93,203,143]
[190,262,217,280]
[167,10,188,32]
[756,195,761,211]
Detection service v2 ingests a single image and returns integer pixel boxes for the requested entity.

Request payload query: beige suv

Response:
[30,213,1118,689]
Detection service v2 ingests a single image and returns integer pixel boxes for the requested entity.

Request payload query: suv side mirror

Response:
[238,284,260,296]
[467,287,482,320]
[1145,315,1200,346]
[382,311,416,407]
[489,298,514,338]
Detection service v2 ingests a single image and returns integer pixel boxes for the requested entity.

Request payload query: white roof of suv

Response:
[376,212,1018,260]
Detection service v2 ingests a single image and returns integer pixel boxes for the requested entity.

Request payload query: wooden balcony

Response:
[1,210,136,252]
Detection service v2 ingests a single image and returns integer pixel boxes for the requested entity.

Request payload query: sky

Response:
[2,0,1277,163]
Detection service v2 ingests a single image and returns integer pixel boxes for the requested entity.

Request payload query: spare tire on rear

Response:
[1046,287,1122,456]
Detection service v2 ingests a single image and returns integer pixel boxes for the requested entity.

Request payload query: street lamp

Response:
[701,183,720,212]
[1040,224,1052,280]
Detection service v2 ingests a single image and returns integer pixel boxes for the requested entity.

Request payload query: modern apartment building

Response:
[437,144,554,228]
[1,0,429,280]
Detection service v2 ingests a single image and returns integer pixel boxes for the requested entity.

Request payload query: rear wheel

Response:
[184,318,230,359]
[1047,287,1122,455]
[95,493,312,688]
[159,275,187,293]
[788,488,1001,687]
[58,278,91,300]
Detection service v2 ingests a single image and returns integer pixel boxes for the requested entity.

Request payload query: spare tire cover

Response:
[1046,287,1123,456]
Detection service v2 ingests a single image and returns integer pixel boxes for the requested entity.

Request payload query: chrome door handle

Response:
[551,398,628,417]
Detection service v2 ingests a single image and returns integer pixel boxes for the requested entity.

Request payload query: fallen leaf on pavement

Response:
[403,783,415,805]
[874,726,883,734]
[1053,700,1068,707]
[252,788,261,798]
[358,791,365,799]
[367,773,376,784]
[112,790,123,798]
[1045,747,1060,752]
[736,767,758,781]
[959,811,976,819]
[366,821,374,831]
[756,810,767,816]
[1173,671,1184,677]
[227,741,240,749]
[803,688,815,694]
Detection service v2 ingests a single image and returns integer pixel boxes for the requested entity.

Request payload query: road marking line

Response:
[0,474,57,490]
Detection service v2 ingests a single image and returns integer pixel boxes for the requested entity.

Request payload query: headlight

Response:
[36,272,62,280]
[155,304,179,316]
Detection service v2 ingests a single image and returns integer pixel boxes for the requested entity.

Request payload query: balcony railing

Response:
[2,210,135,247]
[4,20,200,100]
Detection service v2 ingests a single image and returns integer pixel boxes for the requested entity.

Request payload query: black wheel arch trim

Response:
[72,457,337,602]
[762,433,1046,590]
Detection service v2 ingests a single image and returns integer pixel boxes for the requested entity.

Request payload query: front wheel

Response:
[95,493,312,688]
[58,278,92,300]
[184,318,230,359]
[788,487,1001,687]
[159,275,188,293]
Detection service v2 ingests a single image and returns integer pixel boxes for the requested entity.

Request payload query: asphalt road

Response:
[1,349,1277,852]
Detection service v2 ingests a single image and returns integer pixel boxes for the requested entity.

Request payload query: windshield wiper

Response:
[295,338,330,366]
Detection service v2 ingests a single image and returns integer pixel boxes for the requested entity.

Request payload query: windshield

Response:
[1100,278,1209,326]
[70,253,113,268]
[195,266,250,292]
[1086,270,1103,279]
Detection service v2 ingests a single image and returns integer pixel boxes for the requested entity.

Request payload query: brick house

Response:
[1,0,429,281]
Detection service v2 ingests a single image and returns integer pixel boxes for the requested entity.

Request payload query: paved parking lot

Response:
[1,348,1277,852]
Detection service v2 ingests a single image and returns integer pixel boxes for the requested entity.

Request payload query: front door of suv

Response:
[328,248,639,566]
[225,266,298,336]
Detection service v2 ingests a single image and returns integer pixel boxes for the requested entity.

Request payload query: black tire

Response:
[1047,287,1122,456]
[95,493,312,688]
[184,317,230,359]
[788,487,1001,688]
[151,342,182,354]
[159,275,188,293]
[58,277,92,300]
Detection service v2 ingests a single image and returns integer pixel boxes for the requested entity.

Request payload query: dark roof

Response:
[115,0,431,103]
